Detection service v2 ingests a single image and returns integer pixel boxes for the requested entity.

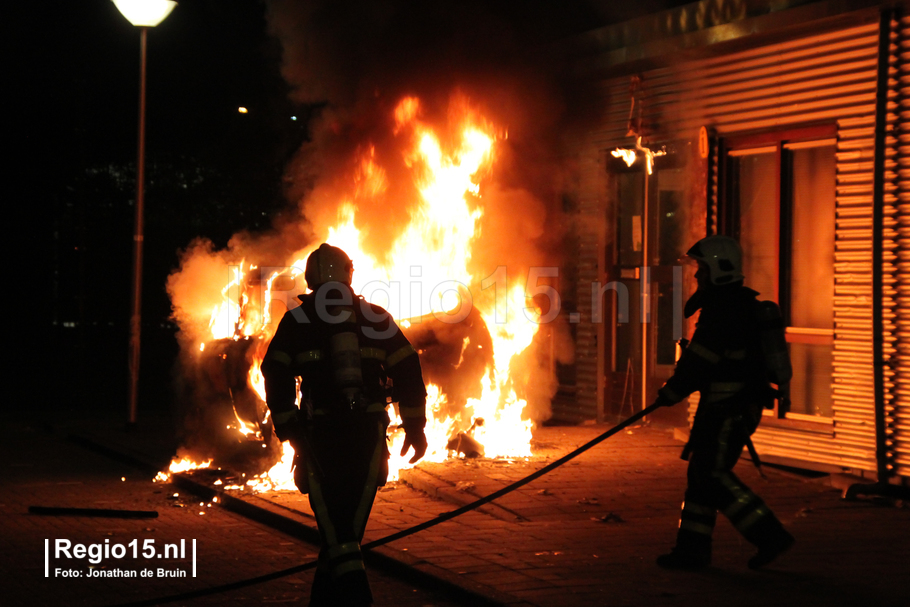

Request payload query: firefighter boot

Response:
[332,568,373,607]
[656,530,711,570]
[742,514,795,569]
[748,528,794,569]
[307,565,332,607]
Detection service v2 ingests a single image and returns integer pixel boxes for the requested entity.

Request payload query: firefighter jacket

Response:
[261,289,428,440]
[658,283,773,421]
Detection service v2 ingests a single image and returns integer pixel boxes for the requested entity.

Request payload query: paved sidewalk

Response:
[1,421,465,607]
[69,416,910,607]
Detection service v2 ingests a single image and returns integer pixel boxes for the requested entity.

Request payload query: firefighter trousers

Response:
[674,413,789,556]
[299,413,389,607]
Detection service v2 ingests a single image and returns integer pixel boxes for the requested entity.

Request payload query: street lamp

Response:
[113,0,177,425]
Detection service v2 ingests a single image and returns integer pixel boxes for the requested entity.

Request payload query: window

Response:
[786,142,836,419]
[724,126,836,419]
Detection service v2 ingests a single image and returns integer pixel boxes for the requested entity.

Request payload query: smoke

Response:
[167,239,235,347]
[262,2,581,422]
[265,0,579,264]
[167,0,587,436]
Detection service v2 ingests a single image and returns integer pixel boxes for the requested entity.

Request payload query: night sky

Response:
[17,0,690,418]
[18,1,298,414]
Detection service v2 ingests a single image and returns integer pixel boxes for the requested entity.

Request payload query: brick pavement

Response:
[236,424,910,607]
[53,416,910,607]
[1,421,466,607]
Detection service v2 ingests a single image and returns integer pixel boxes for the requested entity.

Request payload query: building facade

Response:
[558,0,910,488]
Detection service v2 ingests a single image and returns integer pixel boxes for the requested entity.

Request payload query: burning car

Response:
[162,95,571,491]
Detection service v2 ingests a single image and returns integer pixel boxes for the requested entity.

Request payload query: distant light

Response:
[113,0,177,27]
[238,107,248,114]
[291,116,297,121]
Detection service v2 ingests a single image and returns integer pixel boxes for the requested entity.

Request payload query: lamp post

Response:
[113,0,177,425]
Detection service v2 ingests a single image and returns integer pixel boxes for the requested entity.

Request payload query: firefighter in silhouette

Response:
[261,243,428,606]
[652,235,794,570]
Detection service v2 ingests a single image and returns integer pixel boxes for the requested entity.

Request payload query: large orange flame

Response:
[170,95,543,490]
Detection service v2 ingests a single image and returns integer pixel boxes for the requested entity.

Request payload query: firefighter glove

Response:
[400,428,428,464]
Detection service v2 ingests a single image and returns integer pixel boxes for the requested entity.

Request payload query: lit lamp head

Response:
[113,0,177,27]
[611,136,666,175]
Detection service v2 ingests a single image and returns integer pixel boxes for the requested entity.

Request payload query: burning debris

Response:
[446,418,485,458]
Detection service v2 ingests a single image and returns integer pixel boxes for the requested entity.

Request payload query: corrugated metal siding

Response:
[587,24,880,145]
[891,14,910,478]
[829,104,881,472]
[581,21,886,472]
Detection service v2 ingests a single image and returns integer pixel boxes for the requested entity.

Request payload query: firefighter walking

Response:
[261,243,428,606]
[652,235,795,570]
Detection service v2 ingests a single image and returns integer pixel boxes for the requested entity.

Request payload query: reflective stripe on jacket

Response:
[261,290,427,428]
[658,284,770,411]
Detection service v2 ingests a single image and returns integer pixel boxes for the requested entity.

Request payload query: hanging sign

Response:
[698,126,709,159]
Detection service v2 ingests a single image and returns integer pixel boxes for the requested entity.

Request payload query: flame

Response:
[469,283,537,458]
[170,95,545,490]
[207,263,245,341]
[156,457,213,483]
[612,136,667,175]
[244,442,298,492]
[611,148,637,167]
[169,458,213,473]
[247,353,268,403]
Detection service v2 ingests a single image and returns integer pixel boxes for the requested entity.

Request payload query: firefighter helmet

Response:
[305,243,354,289]
[686,235,744,285]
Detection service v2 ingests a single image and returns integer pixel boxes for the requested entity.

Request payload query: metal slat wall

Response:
[892,14,910,478]
[587,25,880,146]
[581,20,889,473]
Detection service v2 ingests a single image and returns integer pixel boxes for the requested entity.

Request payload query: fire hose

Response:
[105,402,662,607]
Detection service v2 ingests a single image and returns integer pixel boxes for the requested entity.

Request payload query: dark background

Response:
[15,0,691,424]
[17,0,301,420]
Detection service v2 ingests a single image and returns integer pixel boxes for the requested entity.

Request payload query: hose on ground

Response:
[105,403,661,607]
